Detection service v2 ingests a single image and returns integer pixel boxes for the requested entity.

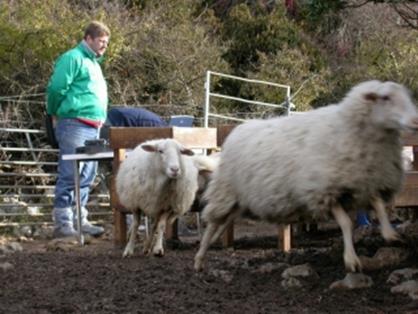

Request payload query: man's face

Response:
[85,34,109,57]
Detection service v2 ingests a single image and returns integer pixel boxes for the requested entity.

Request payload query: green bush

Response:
[107,0,229,116]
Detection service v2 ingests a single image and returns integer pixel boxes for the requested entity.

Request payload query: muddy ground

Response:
[1,219,417,314]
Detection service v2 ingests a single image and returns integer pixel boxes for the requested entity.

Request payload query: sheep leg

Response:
[194,207,239,271]
[151,211,170,257]
[143,213,161,255]
[167,212,179,225]
[208,210,238,245]
[372,197,400,241]
[122,210,141,258]
[194,222,220,271]
[331,204,362,272]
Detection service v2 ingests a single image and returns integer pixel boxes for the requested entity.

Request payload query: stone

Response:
[330,273,373,290]
[281,263,318,279]
[0,262,13,272]
[281,277,303,289]
[391,280,418,296]
[360,247,409,271]
[387,268,418,285]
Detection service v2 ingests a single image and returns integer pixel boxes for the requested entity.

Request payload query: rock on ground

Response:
[330,273,373,290]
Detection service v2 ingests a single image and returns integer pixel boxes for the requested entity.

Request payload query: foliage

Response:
[246,48,331,112]
[205,2,331,115]
[220,4,300,73]
[348,30,418,98]
[295,0,347,36]
[0,0,417,125]
[0,0,126,94]
[107,0,229,117]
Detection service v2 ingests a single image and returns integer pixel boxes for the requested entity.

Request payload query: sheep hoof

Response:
[344,253,362,273]
[194,258,204,272]
[153,248,164,257]
[382,228,401,243]
[122,248,134,258]
[143,239,153,255]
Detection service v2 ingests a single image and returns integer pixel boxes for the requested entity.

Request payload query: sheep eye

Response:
[381,95,390,101]
[158,149,163,154]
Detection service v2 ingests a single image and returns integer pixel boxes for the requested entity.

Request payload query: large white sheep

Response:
[194,80,418,272]
[117,138,200,258]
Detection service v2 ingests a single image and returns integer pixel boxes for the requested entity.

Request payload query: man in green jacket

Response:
[47,21,110,238]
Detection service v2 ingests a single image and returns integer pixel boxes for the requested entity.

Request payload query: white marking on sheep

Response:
[194,80,418,272]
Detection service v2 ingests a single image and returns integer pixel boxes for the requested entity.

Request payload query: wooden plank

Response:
[166,220,179,240]
[395,188,418,207]
[217,125,237,247]
[403,171,418,186]
[109,127,173,149]
[172,127,217,149]
[113,210,127,247]
[401,132,418,146]
[395,171,418,207]
[277,224,292,252]
[222,222,234,247]
[112,148,129,246]
[217,124,236,146]
[110,127,217,149]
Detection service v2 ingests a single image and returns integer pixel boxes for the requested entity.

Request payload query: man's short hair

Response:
[84,21,110,39]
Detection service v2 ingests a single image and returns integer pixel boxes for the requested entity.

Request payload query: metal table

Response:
[62,151,114,245]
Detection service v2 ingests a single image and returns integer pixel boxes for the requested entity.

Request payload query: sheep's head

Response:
[361,81,418,131]
[141,139,194,179]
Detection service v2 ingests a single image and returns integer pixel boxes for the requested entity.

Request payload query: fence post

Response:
[204,70,211,128]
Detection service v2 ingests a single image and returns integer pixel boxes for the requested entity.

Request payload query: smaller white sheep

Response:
[117,138,199,257]
[117,139,218,258]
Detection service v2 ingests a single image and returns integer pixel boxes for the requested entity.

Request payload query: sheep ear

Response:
[364,92,378,102]
[180,148,194,156]
[141,144,158,153]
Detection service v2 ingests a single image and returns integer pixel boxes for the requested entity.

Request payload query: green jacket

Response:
[47,41,108,121]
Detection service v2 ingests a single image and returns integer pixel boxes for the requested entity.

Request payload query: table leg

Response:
[74,160,84,245]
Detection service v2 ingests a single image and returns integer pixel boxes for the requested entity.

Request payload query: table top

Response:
[62,151,114,161]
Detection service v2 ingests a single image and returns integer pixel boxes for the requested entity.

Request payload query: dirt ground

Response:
[1,219,417,314]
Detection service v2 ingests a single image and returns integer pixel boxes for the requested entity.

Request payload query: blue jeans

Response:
[53,119,99,226]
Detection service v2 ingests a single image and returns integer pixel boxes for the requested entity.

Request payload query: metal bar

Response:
[0,173,58,177]
[0,161,58,166]
[0,203,110,208]
[208,113,246,122]
[0,128,46,134]
[0,194,55,198]
[0,185,55,189]
[204,70,211,128]
[209,92,287,109]
[0,222,54,227]
[0,211,111,217]
[24,132,38,162]
[0,212,51,217]
[0,218,108,227]
[0,203,53,208]
[0,193,109,198]
[0,147,59,153]
[74,160,84,245]
[209,71,291,89]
